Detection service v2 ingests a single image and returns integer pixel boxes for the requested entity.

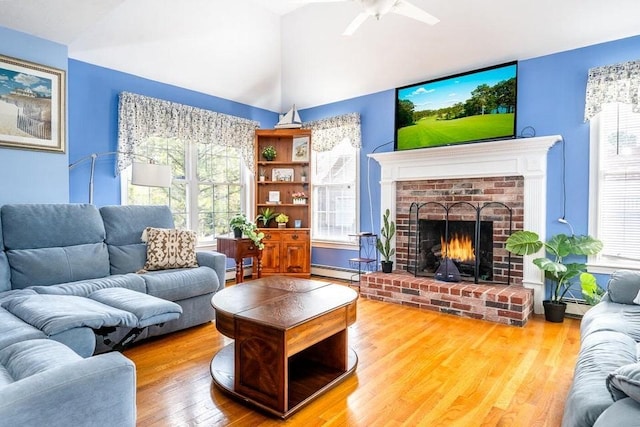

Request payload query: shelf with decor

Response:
[254,128,312,277]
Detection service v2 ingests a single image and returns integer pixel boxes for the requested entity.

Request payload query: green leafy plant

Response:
[262,146,277,161]
[376,208,396,263]
[580,272,605,305]
[275,213,289,224]
[505,231,603,303]
[256,207,277,227]
[228,214,264,249]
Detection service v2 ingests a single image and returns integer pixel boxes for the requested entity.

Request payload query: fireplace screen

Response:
[406,201,513,284]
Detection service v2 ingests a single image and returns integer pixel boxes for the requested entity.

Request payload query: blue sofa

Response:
[0,203,227,426]
[562,270,640,427]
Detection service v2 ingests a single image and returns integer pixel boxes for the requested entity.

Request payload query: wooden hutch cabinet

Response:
[255,129,312,277]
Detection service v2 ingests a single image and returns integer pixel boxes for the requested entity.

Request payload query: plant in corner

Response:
[505,231,603,322]
[256,207,278,228]
[376,209,396,273]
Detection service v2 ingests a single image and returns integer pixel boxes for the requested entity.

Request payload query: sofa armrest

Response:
[0,351,136,427]
[196,250,226,292]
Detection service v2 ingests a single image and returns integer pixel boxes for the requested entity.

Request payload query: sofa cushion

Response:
[607,362,640,402]
[28,274,146,297]
[1,204,105,250]
[141,267,217,301]
[0,339,82,384]
[607,270,640,304]
[1,294,138,336]
[593,397,640,427]
[7,243,111,289]
[0,307,46,351]
[143,227,198,271]
[1,204,111,288]
[100,205,174,274]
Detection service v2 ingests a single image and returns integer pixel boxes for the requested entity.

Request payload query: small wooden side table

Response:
[216,236,262,283]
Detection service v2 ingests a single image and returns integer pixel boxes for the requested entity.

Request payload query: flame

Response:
[441,233,475,263]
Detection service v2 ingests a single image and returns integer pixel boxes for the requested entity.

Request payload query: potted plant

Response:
[300,169,307,183]
[229,214,265,248]
[258,168,267,182]
[275,213,289,228]
[262,146,277,161]
[229,214,249,238]
[256,207,277,227]
[292,192,307,204]
[505,231,603,322]
[376,208,396,273]
[580,272,606,305]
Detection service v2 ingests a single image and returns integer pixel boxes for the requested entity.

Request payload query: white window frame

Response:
[588,102,640,274]
[311,140,360,249]
[121,139,252,249]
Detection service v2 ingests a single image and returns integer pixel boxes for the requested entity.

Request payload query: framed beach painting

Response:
[0,54,66,153]
[292,136,309,162]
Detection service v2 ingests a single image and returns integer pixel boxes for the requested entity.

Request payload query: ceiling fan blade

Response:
[392,0,440,26]
[343,11,370,36]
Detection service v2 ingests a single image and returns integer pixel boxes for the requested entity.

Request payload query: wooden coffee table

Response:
[210,276,358,419]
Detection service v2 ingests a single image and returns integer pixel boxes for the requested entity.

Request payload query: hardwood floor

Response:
[125,281,581,426]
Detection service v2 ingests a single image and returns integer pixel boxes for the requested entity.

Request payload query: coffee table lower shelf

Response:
[210,343,358,419]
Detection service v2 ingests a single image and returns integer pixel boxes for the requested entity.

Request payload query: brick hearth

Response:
[360,271,533,326]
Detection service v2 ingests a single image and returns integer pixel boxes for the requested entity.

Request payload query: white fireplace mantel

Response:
[369,135,563,314]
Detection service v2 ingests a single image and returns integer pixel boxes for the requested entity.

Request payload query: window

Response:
[589,102,640,271]
[311,138,358,243]
[123,136,246,245]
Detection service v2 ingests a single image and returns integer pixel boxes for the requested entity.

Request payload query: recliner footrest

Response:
[88,288,182,328]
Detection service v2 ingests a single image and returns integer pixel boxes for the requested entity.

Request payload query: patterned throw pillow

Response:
[142,227,198,271]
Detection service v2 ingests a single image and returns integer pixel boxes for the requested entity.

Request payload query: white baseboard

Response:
[565,300,593,318]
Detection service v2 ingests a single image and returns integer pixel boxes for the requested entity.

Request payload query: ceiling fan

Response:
[294,0,439,35]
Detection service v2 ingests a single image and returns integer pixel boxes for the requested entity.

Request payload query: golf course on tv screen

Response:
[395,62,517,151]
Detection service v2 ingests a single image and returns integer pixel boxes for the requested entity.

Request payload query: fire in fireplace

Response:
[418,219,493,281]
[406,201,514,284]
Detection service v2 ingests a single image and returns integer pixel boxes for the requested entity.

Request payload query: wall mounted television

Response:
[395,61,518,151]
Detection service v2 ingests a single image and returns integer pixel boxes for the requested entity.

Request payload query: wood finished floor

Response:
[124,281,581,426]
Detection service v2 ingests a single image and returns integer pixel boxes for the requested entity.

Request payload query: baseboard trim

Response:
[565,300,592,318]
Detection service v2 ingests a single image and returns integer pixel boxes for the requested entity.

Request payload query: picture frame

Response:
[272,168,294,182]
[0,54,66,153]
[292,136,309,162]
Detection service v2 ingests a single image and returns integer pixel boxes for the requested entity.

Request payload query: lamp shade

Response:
[131,162,172,188]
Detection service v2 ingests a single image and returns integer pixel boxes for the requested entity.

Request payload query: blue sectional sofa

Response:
[563,270,640,426]
[0,203,227,426]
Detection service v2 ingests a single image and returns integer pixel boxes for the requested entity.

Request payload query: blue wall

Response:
[0,27,68,204]
[68,60,278,206]
[302,34,640,271]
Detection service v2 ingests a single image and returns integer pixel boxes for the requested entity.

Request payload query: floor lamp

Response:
[68,151,172,204]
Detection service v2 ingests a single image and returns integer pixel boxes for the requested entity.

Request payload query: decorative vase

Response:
[381,261,393,273]
[301,176,306,183]
[259,176,265,182]
[543,300,567,323]
[233,227,242,238]
[278,223,286,229]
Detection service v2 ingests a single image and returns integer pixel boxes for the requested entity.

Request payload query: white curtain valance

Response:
[303,112,362,152]
[117,91,260,173]
[584,59,640,122]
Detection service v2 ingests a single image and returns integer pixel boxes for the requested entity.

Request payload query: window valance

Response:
[117,91,260,173]
[584,59,640,122]
[303,112,362,152]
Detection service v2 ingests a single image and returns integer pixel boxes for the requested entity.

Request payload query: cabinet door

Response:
[260,233,281,274]
[282,231,310,274]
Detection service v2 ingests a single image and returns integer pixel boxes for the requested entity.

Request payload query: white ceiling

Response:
[0,0,639,112]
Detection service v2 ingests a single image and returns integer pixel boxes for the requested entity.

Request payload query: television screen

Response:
[395,61,517,151]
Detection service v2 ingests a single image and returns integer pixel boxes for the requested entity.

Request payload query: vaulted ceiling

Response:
[1,0,639,112]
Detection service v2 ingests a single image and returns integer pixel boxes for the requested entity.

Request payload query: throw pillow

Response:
[607,270,640,304]
[142,227,198,271]
[607,362,640,402]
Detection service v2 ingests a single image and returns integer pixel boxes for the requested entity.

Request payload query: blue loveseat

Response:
[0,203,227,426]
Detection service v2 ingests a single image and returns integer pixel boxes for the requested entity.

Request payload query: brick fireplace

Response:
[367,136,562,320]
